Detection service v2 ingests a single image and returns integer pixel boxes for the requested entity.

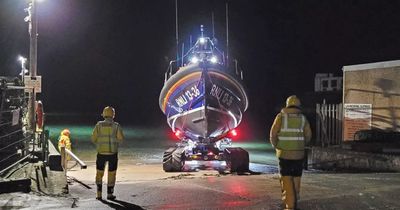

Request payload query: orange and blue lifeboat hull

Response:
[159,63,248,141]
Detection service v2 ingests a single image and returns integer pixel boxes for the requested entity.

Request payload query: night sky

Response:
[1,0,399,138]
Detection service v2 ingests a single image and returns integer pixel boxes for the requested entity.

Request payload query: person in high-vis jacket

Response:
[91,106,124,200]
[270,95,312,210]
[58,129,72,161]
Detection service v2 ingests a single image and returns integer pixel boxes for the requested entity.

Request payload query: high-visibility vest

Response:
[276,113,305,151]
[95,121,120,154]
[58,135,71,150]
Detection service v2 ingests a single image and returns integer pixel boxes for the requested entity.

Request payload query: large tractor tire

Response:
[163,147,185,172]
[224,147,249,173]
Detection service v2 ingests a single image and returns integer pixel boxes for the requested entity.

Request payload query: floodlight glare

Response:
[210,56,218,63]
[18,56,27,63]
[191,56,199,63]
[199,37,206,44]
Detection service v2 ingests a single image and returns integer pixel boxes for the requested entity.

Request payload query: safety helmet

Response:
[102,106,115,118]
[286,95,301,108]
[36,100,43,108]
[61,129,70,136]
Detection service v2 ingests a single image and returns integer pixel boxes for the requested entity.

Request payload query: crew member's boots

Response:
[280,176,296,210]
[95,170,104,200]
[96,184,102,200]
[107,186,116,200]
[107,171,117,200]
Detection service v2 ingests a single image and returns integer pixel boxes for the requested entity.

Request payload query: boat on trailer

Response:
[159,25,249,172]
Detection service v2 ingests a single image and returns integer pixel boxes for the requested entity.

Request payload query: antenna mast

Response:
[225,1,229,67]
[212,12,215,38]
[175,0,179,66]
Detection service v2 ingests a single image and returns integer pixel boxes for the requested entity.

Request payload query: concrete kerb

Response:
[308,146,400,172]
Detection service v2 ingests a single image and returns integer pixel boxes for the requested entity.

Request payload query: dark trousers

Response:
[96,153,118,171]
[95,153,118,196]
[278,158,304,177]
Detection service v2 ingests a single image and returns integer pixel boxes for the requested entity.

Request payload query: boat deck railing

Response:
[164,59,244,83]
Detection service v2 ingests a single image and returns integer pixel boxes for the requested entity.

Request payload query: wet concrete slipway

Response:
[1,125,400,210]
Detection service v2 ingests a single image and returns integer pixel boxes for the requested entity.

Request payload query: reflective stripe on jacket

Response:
[276,113,305,151]
[91,119,124,154]
[270,107,312,160]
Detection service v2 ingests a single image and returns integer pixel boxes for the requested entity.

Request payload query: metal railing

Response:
[0,82,32,175]
[316,103,343,147]
[60,145,87,172]
[0,131,32,175]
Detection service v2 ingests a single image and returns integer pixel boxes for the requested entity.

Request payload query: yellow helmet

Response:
[61,129,70,136]
[102,106,115,118]
[286,95,301,107]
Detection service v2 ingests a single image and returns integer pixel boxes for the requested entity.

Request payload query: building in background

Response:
[343,60,400,141]
[315,73,343,92]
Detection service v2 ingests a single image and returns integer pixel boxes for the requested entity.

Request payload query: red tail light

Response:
[230,129,238,137]
[175,130,181,137]
[174,130,184,139]
[227,129,238,138]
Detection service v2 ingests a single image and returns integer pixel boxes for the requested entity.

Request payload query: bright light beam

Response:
[210,56,218,63]
[191,56,199,63]
[18,55,27,64]
[199,37,206,44]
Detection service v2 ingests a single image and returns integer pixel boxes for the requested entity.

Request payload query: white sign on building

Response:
[343,104,372,141]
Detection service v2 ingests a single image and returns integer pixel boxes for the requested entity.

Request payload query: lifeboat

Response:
[159,36,248,142]
[159,28,250,172]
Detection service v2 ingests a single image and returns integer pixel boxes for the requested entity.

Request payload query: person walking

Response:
[91,106,124,200]
[270,95,312,210]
